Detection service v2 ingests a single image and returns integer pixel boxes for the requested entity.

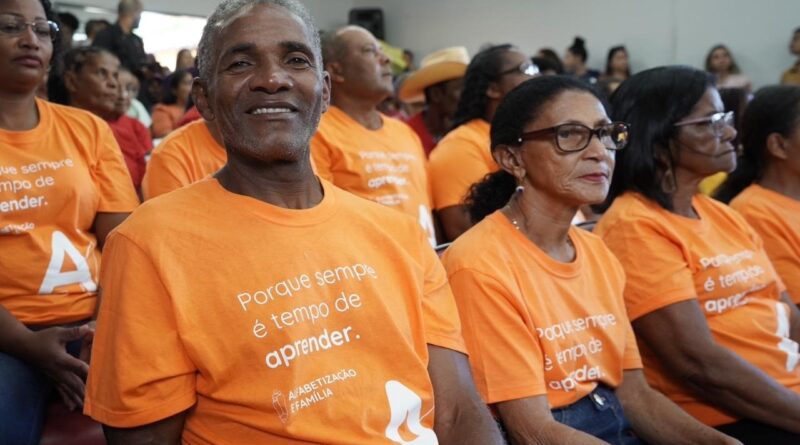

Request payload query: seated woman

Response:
[429,43,538,241]
[705,45,751,92]
[150,68,192,138]
[443,76,736,444]
[715,85,800,304]
[595,66,800,443]
[0,0,139,443]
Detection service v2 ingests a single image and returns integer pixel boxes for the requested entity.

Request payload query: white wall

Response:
[351,0,799,89]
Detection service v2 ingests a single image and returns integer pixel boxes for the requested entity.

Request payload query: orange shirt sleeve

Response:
[448,267,547,403]
[142,149,194,200]
[85,232,196,427]
[309,132,334,181]
[601,220,697,321]
[150,106,176,139]
[429,136,492,210]
[93,122,139,212]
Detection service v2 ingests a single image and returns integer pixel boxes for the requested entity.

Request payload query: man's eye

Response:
[288,56,310,67]
[227,60,250,70]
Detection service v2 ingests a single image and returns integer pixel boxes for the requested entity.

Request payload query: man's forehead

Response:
[218,3,310,42]
[336,26,376,49]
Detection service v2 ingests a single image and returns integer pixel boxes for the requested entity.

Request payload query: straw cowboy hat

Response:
[398,46,470,102]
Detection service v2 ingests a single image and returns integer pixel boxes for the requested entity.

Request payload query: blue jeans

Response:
[0,327,83,445]
[551,385,645,445]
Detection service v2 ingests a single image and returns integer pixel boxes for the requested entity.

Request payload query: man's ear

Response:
[327,61,345,84]
[321,71,332,113]
[493,144,525,180]
[192,78,215,122]
[765,132,790,161]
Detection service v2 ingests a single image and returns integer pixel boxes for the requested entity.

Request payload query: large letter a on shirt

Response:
[38,230,97,294]
[384,380,438,445]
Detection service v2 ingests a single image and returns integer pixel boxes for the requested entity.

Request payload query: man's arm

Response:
[436,205,473,242]
[494,396,604,445]
[104,411,187,445]
[780,291,800,342]
[427,345,505,444]
[633,299,800,433]
[616,369,740,445]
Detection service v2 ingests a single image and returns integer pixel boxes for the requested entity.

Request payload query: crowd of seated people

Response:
[2,0,800,443]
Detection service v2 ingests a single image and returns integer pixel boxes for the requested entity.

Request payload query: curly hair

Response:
[450,44,512,130]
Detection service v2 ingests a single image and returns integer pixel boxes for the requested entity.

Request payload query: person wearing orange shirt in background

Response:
[397,46,469,157]
[141,118,225,200]
[84,1,504,443]
[150,68,192,138]
[0,1,138,443]
[429,44,537,241]
[596,66,800,443]
[715,85,800,303]
[61,47,151,191]
[781,27,800,86]
[444,76,737,445]
[311,26,437,246]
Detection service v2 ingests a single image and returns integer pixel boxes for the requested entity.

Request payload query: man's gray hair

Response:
[196,0,320,82]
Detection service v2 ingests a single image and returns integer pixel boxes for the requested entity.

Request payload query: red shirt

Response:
[404,111,437,157]
[107,115,152,188]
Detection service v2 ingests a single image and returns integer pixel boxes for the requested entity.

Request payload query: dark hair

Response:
[532,56,562,75]
[50,46,115,104]
[718,87,749,148]
[604,45,630,77]
[162,69,192,105]
[536,48,564,74]
[705,44,740,74]
[451,43,513,129]
[466,76,604,222]
[84,19,111,36]
[39,0,60,64]
[715,85,800,203]
[568,37,588,63]
[57,12,78,32]
[598,66,714,212]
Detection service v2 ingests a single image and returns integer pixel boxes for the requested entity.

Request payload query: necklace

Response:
[507,207,575,249]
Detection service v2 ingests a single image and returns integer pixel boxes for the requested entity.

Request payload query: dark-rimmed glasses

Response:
[498,60,540,78]
[674,111,734,137]
[518,122,629,152]
[0,15,59,41]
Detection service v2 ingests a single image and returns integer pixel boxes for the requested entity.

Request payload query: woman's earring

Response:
[515,184,524,194]
[661,167,677,194]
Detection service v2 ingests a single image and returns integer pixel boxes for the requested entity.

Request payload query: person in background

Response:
[312,25,437,246]
[715,85,800,304]
[93,0,145,75]
[781,27,800,85]
[84,1,504,443]
[536,47,565,74]
[564,37,600,84]
[402,48,414,72]
[532,56,561,76]
[61,47,150,190]
[83,19,110,45]
[398,46,469,157]
[596,65,800,443]
[119,65,151,128]
[429,43,537,241]
[603,45,630,81]
[55,11,76,51]
[446,74,739,445]
[0,1,138,443]
[150,68,192,138]
[175,48,194,71]
[705,44,751,92]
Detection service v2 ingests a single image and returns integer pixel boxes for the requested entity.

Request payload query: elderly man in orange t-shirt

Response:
[311,26,437,246]
[84,1,503,444]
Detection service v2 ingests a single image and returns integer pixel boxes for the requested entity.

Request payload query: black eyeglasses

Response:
[498,60,540,78]
[518,122,630,153]
[0,15,59,41]
[674,111,734,138]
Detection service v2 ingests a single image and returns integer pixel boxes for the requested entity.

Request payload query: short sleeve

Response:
[150,107,175,139]
[448,267,547,403]
[92,122,139,212]
[429,136,492,210]
[725,206,788,294]
[600,220,697,321]
[85,232,196,427]
[142,150,193,200]
[309,133,334,181]
[419,229,466,354]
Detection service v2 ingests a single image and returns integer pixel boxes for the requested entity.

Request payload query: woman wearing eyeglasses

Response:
[442,76,737,444]
[429,43,538,242]
[0,0,138,443]
[715,85,800,305]
[595,66,800,443]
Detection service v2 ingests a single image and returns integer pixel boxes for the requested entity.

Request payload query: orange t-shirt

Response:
[150,103,185,138]
[428,119,496,210]
[0,99,139,325]
[310,106,435,245]
[85,178,466,444]
[731,184,800,303]
[596,192,800,426]
[141,120,226,200]
[443,212,642,408]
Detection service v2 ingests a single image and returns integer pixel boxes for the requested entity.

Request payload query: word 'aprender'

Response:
[237,263,377,311]
[265,326,356,369]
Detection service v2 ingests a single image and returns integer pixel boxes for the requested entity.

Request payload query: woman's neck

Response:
[671,168,704,218]
[0,92,39,131]
[504,188,576,262]
[759,162,800,202]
